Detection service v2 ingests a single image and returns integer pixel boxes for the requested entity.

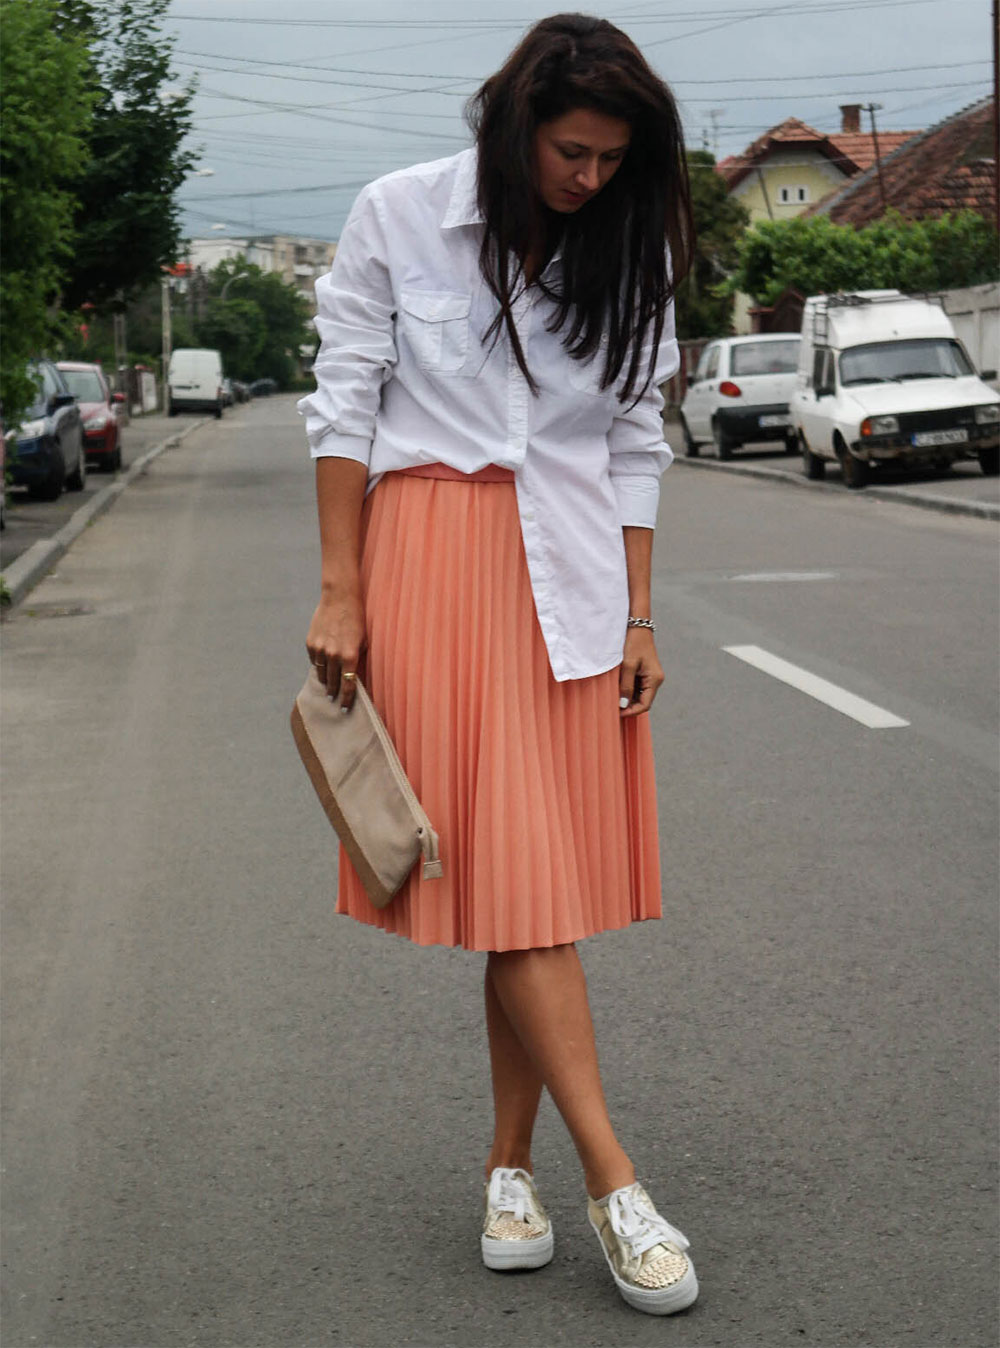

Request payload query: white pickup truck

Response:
[790,291,1000,489]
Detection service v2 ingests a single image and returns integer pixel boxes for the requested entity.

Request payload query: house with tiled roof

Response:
[717,105,918,225]
[805,96,997,228]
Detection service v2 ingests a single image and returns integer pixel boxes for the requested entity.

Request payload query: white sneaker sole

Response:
[481,1228,554,1271]
[588,1217,699,1315]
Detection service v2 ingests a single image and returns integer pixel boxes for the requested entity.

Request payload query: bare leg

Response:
[484,963,543,1176]
[486,944,635,1199]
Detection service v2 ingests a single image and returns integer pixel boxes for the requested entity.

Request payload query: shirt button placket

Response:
[507,290,532,461]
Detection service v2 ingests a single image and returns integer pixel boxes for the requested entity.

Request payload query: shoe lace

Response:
[487,1167,533,1222]
[608,1187,689,1260]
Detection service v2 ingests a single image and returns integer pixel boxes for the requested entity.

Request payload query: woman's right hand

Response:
[306,586,366,712]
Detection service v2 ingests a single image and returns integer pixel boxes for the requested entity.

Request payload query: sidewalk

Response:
[663,415,1000,521]
[1,411,211,605]
[1,410,212,573]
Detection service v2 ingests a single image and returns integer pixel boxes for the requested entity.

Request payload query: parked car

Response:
[168,348,224,418]
[231,380,251,403]
[8,360,86,500]
[791,290,1000,488]
[1,416,7,530]
[680,334,801,459]
[221,377,235,407]
[248,377,278,397]
[56,361,125,472]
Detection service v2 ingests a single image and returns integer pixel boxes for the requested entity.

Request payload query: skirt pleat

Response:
[335,469,662,951]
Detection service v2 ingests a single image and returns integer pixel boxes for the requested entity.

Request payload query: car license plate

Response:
[759,414,790,428]
[911,429,968,447]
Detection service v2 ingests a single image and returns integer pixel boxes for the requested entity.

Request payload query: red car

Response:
[56,361,125,471]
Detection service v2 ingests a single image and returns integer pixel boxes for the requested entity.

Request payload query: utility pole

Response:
[863,102,887,212]
[993,0,998,236]
[160,274,172,412]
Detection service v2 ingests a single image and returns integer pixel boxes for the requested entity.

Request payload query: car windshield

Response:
[840,339,973,385]
[24,368,47,418]
[60,369,105,401]
[730,340,799,376]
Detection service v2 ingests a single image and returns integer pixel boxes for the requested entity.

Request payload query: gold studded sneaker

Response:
[481,1167,554,1271]
[588,1181,698,1315]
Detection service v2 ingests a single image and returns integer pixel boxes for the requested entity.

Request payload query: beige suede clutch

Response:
[290,669,443,908]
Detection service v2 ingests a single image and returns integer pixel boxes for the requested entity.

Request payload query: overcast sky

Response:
[168,0,993,243]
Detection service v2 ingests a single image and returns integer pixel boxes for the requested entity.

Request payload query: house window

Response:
[779,185,810,204]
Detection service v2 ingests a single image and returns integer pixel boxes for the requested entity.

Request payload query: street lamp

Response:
[220,271,249,302]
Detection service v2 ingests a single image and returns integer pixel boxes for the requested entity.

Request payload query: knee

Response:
[488,943,577,973]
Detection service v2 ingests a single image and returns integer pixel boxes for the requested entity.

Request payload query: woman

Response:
[298,12,697,1318]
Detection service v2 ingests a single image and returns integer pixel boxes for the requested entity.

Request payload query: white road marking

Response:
[723,644,910,729]
[730,571,838,582]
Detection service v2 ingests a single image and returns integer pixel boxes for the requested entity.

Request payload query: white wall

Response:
[934,282,1000,386]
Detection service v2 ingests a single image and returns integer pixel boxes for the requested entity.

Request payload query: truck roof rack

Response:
[809,291,945,346]
[822,291,945,311]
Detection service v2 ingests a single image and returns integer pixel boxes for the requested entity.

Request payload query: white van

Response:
[790,291,999,488]
[168,348,224,418]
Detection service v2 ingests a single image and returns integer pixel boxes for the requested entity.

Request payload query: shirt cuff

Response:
[611,474,660,528]
[308,431,372,464]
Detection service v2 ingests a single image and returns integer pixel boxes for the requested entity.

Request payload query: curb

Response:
[1,418,211,608]
[670,452,1000,521]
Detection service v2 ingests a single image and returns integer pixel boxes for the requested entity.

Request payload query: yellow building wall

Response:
[735,160,846,225]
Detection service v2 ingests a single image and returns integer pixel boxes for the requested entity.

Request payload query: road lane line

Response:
[723,644,910,729]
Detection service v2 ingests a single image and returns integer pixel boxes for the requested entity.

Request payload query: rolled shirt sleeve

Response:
[297,185,397,463]
[607,300,680,528]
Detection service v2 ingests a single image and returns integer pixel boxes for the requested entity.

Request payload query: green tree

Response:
[728,210,1000,306]
[674,150,749,339]
[0,0,94,429]
[196,259,311,388]
[60,0,196,313]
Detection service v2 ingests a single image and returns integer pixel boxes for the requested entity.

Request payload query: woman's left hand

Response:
[619,626,665,718]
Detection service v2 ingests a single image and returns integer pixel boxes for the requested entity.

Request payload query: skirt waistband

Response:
[393,463,515,484]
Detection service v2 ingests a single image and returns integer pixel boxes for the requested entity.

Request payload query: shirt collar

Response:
[441,148,483,229]
[441,146,564,275]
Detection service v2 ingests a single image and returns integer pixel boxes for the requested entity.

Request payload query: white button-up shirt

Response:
[298,147,679,682]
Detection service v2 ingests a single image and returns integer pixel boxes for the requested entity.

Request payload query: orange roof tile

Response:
[807,97,997,226]
[829,131,919,172]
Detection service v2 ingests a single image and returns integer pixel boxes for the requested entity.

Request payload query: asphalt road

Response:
[2,395,997,1348]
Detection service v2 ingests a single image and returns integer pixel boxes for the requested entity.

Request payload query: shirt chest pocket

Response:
[399,290,471,375]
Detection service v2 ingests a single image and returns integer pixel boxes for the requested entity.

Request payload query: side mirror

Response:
[980,369,997,381]
[111,391,126,404]
[49,392,76,411]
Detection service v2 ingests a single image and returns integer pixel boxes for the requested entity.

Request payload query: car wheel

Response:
[679,414,699,457]
[784,433,798,455]
[215,400,223,420]
[712,419,736,460]
[840,449,868,490]
[109,445,122,472]
[978,446,999,476]
[66,439,86,491]
[801,435,825,480]
[31,449,65,501]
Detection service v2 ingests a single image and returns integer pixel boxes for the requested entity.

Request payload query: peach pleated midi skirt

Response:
[336,463,662,951]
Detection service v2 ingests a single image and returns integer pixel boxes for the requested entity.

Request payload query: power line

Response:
[168,0,960,23]
[173,47,988,88]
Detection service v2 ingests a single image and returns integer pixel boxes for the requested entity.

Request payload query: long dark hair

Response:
[466,12,694,404]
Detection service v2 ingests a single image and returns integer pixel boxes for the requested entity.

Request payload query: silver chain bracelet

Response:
[627,616,656,632]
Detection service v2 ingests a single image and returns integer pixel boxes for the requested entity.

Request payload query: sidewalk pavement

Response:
[663,415,1000,521]
[1,411,211,607]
